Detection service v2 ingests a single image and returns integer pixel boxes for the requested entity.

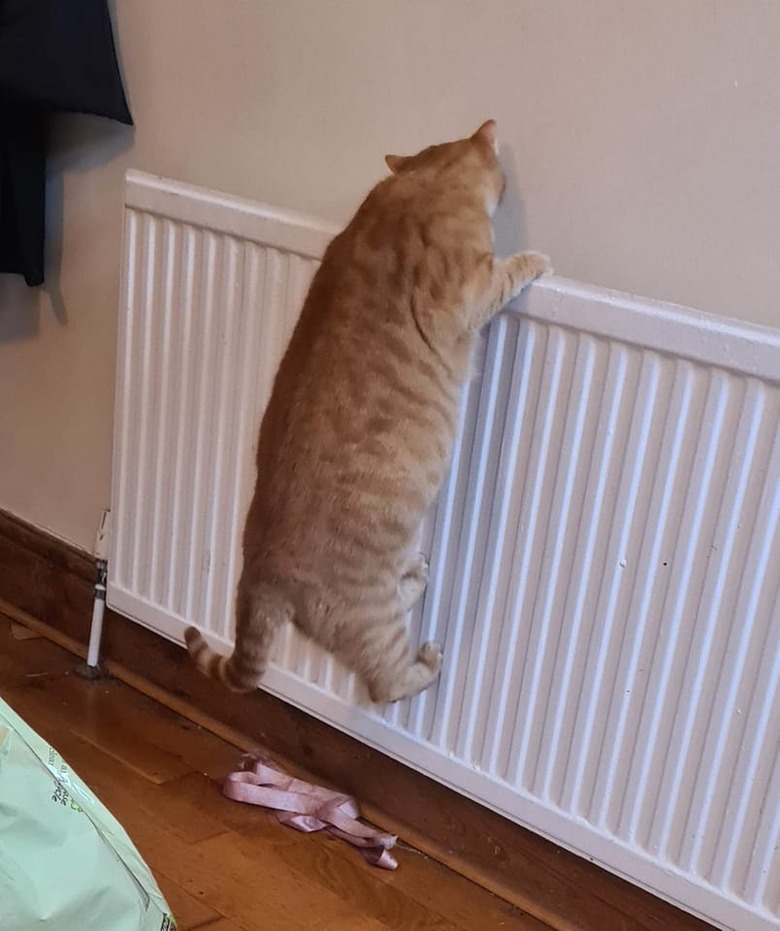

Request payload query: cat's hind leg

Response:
[350,609,442,703]
[399,551,429,610]
[185,582,292,692]
[367,636,443,703]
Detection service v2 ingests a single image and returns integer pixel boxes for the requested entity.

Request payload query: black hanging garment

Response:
[0,0,133,286]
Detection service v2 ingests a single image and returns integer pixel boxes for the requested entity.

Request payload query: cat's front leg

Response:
[469,251,552,331]
[504,250,552,299]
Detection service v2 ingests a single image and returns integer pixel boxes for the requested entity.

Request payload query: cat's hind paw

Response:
[418,640,443,672]
[400,552,429,609]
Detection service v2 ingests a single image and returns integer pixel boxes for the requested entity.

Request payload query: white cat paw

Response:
[418,640,443,672]
[405,552,429,583]
[400,552,430,609]
[522,251,553,278]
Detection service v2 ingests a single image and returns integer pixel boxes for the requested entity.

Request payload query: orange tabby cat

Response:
[185,120,551,702]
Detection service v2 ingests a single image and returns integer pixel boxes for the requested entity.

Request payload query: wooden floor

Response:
[0,619,550,931]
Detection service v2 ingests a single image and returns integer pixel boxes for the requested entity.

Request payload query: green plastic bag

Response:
[0,696,175,930]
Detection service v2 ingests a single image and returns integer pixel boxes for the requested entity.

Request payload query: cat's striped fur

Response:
[185,120,551,702]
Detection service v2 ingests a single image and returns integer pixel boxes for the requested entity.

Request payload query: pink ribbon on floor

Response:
[223,755,398,870]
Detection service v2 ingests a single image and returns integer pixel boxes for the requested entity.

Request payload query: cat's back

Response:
[249,191,459,524]
[269,171,482,428]
[245,146,498,564]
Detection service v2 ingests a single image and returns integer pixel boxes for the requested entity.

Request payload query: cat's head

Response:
[384,120,505,216]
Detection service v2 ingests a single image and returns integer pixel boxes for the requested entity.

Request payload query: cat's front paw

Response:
[521,251,553,279]
[418,640,443,672]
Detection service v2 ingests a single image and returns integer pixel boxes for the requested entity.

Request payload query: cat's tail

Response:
[184,584,292,692]
[184,628,257,692]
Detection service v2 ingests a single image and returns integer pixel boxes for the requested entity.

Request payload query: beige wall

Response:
[2,0,779,551]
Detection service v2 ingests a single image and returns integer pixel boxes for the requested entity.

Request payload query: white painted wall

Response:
[2,0,779,549]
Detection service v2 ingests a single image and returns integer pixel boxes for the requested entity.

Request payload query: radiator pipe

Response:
[76,509,111,680]
[86,559,107,668]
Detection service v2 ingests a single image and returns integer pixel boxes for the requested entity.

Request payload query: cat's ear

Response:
[473,119,499,154]
[385,154,408,174]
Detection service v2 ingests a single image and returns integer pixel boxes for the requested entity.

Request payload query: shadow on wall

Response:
[493,143,529,260]
[0,113,133,344]
[0,132,526,343]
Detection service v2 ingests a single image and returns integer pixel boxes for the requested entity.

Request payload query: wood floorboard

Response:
[155,875,222,931]
[0,619,548,930]
[163,769,546,931]
[193,921,244,931]
[193,921,248,931]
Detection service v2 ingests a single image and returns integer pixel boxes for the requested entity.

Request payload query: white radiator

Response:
[110,170,780,931]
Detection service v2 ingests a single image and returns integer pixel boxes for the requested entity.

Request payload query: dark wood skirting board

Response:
[0,508,714,931]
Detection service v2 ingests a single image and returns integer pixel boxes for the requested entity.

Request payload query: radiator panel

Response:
[111,171,780,931]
